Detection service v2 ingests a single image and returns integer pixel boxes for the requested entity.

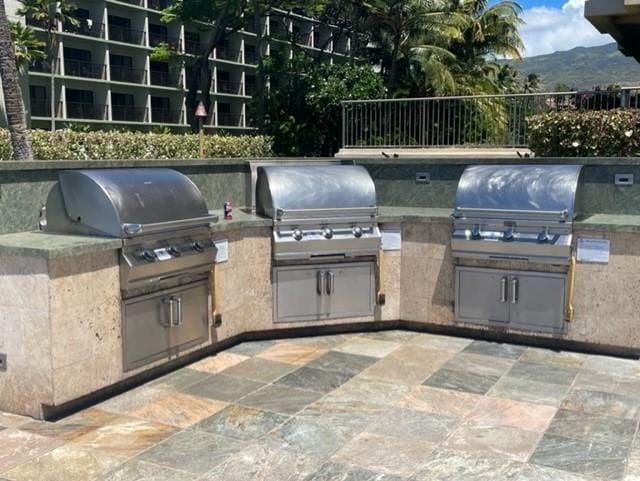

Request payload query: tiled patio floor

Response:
[1,330,639,481]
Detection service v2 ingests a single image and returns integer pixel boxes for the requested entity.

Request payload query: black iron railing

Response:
[67,102,106,120]
[149,31,181,49]
[218,113,244,126]
[64,60,106,80]
[148,0,171,9]
[110,65,146,84]
[216,46,241,62]
[150,70,176,87]
[108,24,145,45]
[112,105,147,122]
[217,80,242,95]
[30,99,51,117]
[64,20,105,38]
[152,108,181,123]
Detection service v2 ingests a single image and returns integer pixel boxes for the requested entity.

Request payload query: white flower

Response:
[572,141,581,148]
[625,130,634,138]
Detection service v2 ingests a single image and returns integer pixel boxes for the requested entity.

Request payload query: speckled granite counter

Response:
[0,232,122,259]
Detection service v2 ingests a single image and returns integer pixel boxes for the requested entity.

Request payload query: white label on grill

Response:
[214,240,229,263]
[577,238,610,264]
[381,229,402,251]
[154,248,172,261]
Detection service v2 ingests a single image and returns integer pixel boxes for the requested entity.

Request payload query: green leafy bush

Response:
[528,109,640,157]
[0,130,273,160]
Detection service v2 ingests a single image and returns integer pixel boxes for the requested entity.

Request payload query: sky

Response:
[515,0,614,57]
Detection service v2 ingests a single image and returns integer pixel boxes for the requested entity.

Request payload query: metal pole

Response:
[199,117,204,159]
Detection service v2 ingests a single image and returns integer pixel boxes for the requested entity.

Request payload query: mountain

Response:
[506,43,640,91]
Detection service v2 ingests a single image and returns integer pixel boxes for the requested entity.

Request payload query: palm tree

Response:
[17,0,78,131]
[0,0,32,160]
[10,22,45,70]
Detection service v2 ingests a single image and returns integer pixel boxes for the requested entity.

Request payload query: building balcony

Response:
[149,32,181,49]
[245,83,257,95]
[26,16,47,29]
[218,113,244,126]
[112,105,147,122]
[115,0,144,6]
[108,25,146,45]
[66,102,107,120]
[150,70,178,87]
[63,20,105,39]
[110,65,147,84]
[148,0,171,9]
[64,60,106,80]
[216,47,242,63]
[244,50,258,65]
[185,40,203,55]
[217,80,243,95]
[152,108,182,124]
[30,99,51,117]
[29,59,54,74]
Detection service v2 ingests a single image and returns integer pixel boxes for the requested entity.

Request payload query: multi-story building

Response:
[6,0,352,132]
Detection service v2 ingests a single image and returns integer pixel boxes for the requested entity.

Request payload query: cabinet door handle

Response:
[175,296,183,326]
[326,271,335,295]
[500,277,508,303]
[166,297,175,327]
[511,278,519,304]
[317,271,325,295]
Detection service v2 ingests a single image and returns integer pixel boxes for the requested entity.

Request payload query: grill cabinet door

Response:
[123,290,172,371]
[170,281,210,351]
[509,273,566,333]
[274,266,327,322]
[325,263,375,319]
[455,267,510,325]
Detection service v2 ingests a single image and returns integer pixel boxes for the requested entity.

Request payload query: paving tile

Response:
[239,384,324,415]
[329,377,411,407]
[360,346,453,385]
[582,356,638,378]
[257,342,328,365]
[358,330,420,343]
[138,430,245,475]
[516,464,604,481]
[462,340,527,360]
[572,369,621,393]
[423,368,500,395]
[332,432,434,477]
[398,385,481,418]
[546,409,637,447]
[368,406,458,443]
[507,361,578,386]
[624,448,640,481]
[410,449,523,481]
[0,413,29,429]
[333,338,401,359]
[221,357,297,383]
[292,334,351,349]
[70,416,177,458]
[408,333,473,353]
[189,352,250,374]
[0,429,64,472]
[464,397,557,432]
[530,434,629,480]
[19,408,120,441]
[614,378,640,398]
[441,352,516,378]
[270,416,357,458]
[102,459,195,481]
[562,389,640,420]
[198,441,322,481]
[97,384,175,415]
[520,348,587,369]
[149,368,213,391]
[276,366,354,393]
[192,404,289,440]
[489,376,569,406]
[307,462,406,481]
[226,340,277,357]
[182,374,265,402]
[306,351,378,376]
[296,399,384,435]
[2,445,123,481]
[129,392,227,428]
[442,425,542,462]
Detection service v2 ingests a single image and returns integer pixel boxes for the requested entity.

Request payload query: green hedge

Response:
[528,109,640,157]
[0,130,273,160]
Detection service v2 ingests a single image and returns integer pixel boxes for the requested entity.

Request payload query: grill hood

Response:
[46,168,216,238]
[256,165,377,222]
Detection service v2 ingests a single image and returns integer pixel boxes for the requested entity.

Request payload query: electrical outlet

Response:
[615,174,634,186]
[0,353,7,372]
[213,314,223,327]
[415,172,431,184]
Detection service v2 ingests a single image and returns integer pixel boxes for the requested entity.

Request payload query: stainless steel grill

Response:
[452,165,583,265]
[45,168,218,370]
[256,165,381,322]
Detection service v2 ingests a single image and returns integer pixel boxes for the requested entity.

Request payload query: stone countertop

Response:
[209,209,272,232]
[378,206,452,223]
[574,214,640,233]
[0,232,122,259]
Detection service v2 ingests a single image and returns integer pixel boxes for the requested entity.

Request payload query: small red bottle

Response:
[224,201,233,220]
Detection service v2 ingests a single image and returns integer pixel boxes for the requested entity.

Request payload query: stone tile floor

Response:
[1,330,639,481]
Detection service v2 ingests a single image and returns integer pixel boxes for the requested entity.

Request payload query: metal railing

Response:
[218,113,244,126]
[110,65,146,84]
[30,59,55,74]
[150,70,176,87]
[217,80,243,95]
[108,24,145,45]
[151,108,182,124]
[30,99,51,117]
[64,20,105,38]
[184,39,202,55]
[66,102,107,120]
[64,59,106,80]
[216,46,242,63]
[148,0,171,9]
[341,88,640,149]
[149,31,181,49]
[112,105,147,122]
[244,50,257,64]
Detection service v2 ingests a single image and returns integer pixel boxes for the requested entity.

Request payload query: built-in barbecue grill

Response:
[46,169,218,371]
[451,165,582,334]
[256,165,381,322]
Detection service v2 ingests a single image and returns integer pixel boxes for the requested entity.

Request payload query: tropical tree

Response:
[9,22,45,70]
[0,1,32,160]
[17,0,78,131]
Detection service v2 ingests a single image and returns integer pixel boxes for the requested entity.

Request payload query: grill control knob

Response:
[168,246,181,256]
[503,229,515,242]
[471,225,481,240]
[537,230,550,243]
[141,250,156,262]
[192,241,205,252]
[322,227,333,239]
[293,229,303,241]
[353,227,363,238]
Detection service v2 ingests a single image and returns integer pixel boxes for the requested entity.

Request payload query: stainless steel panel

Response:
[256,165,377,219]
[46,168,212,237]
[273,266,328,322]
[171,281,210,351]
[453,165,583,221]
[509,272,566,333]
[325,263,375,319]
[451,234,572,265]
[455,267,510,325]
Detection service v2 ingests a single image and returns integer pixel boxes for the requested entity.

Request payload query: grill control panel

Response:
[132,238,215,263]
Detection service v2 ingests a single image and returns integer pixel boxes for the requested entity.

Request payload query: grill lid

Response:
[256,165,377,221]
[453,165,583,222]
[47,168,216,238]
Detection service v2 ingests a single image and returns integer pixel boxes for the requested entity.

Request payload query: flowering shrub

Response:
[527,109,640,157]
[0,130,273,160]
